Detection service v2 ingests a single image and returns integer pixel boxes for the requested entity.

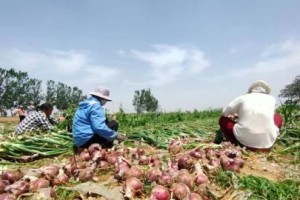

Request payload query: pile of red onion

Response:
[0,140,245,200]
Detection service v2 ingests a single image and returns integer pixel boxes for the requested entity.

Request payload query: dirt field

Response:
[0,117,19,124]
[0,116,299,199]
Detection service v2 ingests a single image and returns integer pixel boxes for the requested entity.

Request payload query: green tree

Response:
[56,82,72,110]
[0,67,86,114]
[12,70,33,107]
[279,75,300,103]
[70,86,86,105]
[55,83,85,111]
[0,68,16,114]
[132,88,159,113]
[25,78,44,106]
[46,80,56,104]
[0,68,43,115]
[0,68,30,109]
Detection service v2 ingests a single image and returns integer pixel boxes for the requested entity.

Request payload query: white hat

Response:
[90,86,112,101]
[248,80,271,94]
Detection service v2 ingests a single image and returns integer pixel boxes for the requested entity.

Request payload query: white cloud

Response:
[130,45,210,86]
[0,48,88,73]
[0,48,120,92]
[84,65,119,84]
[261,39,300,57]
[231,39,300,77]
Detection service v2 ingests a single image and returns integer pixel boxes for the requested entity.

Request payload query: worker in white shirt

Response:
[219,80,283,152]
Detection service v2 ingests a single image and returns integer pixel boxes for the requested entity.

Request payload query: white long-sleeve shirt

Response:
[222,93,279,148]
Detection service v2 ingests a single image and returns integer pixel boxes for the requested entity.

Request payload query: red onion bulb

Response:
[171,183,190,200]
[188,192,201,200]
[123,177,143,199]
[1,169,23,184]
[88,143,102,154]
[125,166,143,180]
[150,185,171,200]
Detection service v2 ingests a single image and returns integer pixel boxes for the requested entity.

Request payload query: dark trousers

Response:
[80,120,119,149]
[19,115,25,122]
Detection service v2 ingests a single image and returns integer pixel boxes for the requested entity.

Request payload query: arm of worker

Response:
[48,117,59,125]
[222,96,242,118]
[90,104,118,142]
[38,114,55,131]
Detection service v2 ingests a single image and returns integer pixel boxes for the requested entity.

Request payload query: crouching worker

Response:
[218,80,283,152]
[72,86,125,151]
[15,103,58,134]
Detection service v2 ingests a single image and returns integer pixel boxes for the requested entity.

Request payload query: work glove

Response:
[116,133,126,143]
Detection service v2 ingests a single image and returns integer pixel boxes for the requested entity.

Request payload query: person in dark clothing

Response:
[15,103,57,134]
[15,105,26,122]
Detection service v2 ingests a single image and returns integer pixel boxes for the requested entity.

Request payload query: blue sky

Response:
[0,0,299,113]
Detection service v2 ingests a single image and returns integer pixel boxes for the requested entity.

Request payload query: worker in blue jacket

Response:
[72,86,125,149]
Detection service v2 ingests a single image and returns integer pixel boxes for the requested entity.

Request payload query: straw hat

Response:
[248,80,271,94]
[90,86,112,101]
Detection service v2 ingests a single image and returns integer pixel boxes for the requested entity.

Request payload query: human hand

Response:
[116,133,126,142]
[228,115,234,120]
[228,114,238,121]
[56,116,65,122]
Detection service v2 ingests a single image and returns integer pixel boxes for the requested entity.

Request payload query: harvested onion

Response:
[188,192,201,200]
[150,185,170,200]
[123,177,143,199]
[125,166,143,180]
[171,183,190,200]
[88,143,102,154]
[1,169,23,184]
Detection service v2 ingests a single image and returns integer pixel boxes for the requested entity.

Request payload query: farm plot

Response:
[0,112,299,200]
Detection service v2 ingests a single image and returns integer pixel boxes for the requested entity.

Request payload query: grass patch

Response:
[239,176,299,200]
[54,187,80,200]
[214,170,300,200]
[276,103,300,163]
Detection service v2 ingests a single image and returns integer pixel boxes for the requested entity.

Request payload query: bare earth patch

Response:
[241,154,285,181]
[0,117,19,124]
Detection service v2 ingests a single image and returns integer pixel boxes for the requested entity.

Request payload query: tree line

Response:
[0,67,86,116]
[0,67,160,116]
[1,66,298,116]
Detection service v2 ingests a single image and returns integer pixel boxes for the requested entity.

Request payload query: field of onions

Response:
[0,108,299,200]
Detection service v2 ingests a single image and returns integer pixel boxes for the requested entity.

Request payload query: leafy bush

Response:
[276,101,300,161]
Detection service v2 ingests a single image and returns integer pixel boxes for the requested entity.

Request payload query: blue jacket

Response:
[72,96,118,147]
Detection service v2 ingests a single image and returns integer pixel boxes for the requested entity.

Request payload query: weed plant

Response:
[277,101,300,162]
[214,170,300,200]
